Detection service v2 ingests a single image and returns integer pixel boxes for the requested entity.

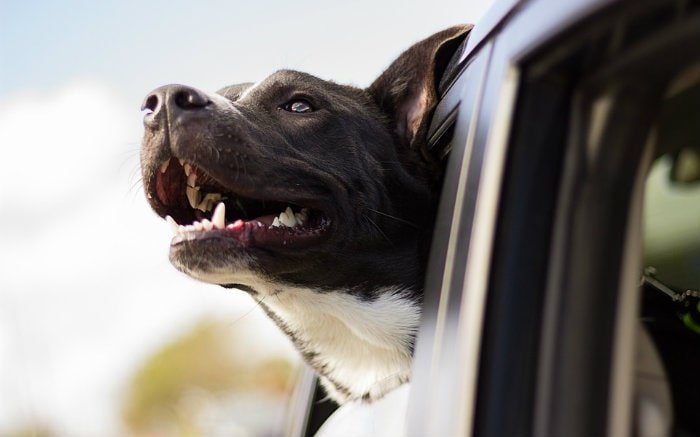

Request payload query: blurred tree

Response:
[122,318,295,436]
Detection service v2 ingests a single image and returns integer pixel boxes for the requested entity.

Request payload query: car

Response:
[284,0,700,435]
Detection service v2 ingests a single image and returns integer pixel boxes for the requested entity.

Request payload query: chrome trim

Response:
[428,48,491,385]
[407,44,493,437]
[452,64,520,437]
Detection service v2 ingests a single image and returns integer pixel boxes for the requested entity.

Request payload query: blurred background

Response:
[0,1,492,435]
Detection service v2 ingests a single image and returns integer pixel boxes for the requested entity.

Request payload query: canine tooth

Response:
[272,217,281,227]
[201,219,213,231]
[184,163,192,176]
[187,172,197,188]
[212,202,226,229]
[179,159,185,166]
[186,186,201,209]
[159,160,170,174]
[165,215,179,234]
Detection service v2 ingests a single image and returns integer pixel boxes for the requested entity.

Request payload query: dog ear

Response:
[368,25,473,154]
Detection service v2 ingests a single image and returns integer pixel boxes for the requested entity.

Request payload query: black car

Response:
[287,0,700,435]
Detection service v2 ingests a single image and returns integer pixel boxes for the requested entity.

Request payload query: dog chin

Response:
[168,237,260,287]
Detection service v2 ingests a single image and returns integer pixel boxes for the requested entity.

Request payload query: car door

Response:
[410,0,700,436]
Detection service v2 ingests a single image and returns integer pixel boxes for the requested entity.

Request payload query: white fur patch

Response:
[178,264,420,402]
[262,286,420,401]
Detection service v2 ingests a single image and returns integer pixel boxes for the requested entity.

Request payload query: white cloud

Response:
[0,80,134,206]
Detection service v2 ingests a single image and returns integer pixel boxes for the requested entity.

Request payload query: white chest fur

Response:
[260,286,421,402]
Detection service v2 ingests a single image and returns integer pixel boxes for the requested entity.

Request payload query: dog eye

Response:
[282,99,314,113]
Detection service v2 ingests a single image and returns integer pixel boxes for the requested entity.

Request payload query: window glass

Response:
[644,153,700,291]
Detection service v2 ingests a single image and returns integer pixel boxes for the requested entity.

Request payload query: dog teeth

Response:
[179,159,185,166]
[278,207,297,227]
[167,202,228,240]
[187,172,197,188]
[159,160,170,174]
[295,208,309,225]
[184,163,193,176]
[186,186,201,209]
[212,202,226,229]
[197,193,222,212]
[165,215,179,234]
[271,206,308,228]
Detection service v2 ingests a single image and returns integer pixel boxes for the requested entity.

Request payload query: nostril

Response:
[141,94,159,115]
[173,89,210,110]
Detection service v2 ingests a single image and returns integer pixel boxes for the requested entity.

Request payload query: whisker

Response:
[226,295,267,327]
[366,208,419,229]
[363,214,393,245]
[126,177,144,199]
[128,164,142,184]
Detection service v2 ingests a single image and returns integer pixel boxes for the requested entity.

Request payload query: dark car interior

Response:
[641,61,700,436]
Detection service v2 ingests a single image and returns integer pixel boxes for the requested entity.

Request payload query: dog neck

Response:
[181,261,422,402]
[256,283,421,403]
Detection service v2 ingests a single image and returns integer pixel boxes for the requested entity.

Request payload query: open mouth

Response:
[150,158,331,250]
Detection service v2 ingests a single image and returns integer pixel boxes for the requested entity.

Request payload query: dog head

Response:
[140,26,469,297]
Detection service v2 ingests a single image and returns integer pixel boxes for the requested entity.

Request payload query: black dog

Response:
[140,25,471,403]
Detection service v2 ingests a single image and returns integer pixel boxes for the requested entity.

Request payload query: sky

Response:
[0,0,494,434]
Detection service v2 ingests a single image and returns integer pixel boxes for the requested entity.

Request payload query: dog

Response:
[140,25,471,403]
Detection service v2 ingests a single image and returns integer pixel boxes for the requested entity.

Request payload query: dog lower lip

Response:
[170,212,332,250]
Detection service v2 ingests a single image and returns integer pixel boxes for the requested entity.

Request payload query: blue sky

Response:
[2,0,492,102]
[0,0,493,433]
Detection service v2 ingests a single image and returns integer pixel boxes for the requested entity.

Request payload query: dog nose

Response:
[141,85,211,128]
